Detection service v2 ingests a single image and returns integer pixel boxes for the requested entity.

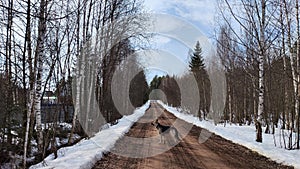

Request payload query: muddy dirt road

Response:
[93,102,293,169]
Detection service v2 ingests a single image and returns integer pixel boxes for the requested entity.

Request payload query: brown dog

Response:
[151,119,180,144]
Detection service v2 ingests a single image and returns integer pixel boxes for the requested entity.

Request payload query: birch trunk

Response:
[244,75,247,124]
[296,0,300,149]
[23,0,33,165]
[69,45,86,143]
[228,75,232,124]
[34,0,47,159]
[68,0,82,144]
[280,3,288,130]
[284,0,298,149]
[256,0,266,143]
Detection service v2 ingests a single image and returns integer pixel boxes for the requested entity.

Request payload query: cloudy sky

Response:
[140,0,218,82]
[144,0,217,36]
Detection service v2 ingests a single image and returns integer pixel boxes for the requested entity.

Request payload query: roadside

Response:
[93,102,293,169]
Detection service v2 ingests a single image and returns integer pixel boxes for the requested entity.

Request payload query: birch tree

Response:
[295,0,300,150]
[33,0,47,160]
[256,0,266,143]
[0,0,149,166]
[220,0,279,142]
[23,0,32,166]
[283,0,300,149]
[216,25,235,124]
[69,0,147,140]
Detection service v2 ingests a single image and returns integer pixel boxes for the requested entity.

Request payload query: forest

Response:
[0,0,148,167]
[1,0,300,168]
[148,0,300,152]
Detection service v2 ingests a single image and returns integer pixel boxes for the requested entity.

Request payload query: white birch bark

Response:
[280,3,288,130]
[23,0,32,165]
[256,0,266,143]
[69,45,86,143]
[23,89,35,167]
[284,0,298,148]
[295,0,300,149]
[68,0,81,144]
[34,0,47,156]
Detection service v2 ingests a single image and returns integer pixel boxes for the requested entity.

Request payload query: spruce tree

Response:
[189,41,210,119]
[189,41,205,73]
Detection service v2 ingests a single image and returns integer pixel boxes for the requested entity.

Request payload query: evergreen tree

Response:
[129,71,149,107]
[150,75,163,90]
[159,76,181,107]
[189,41,205,73]
[189,41,210,120]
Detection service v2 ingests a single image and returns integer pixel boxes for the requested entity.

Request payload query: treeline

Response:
[216,0,300,148]
[0,0,148,167]
[159,0,300,150]
[149,41,211,120]
[150,0,300,150]
[149,75,181,107]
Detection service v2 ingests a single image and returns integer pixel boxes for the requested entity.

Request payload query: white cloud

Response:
[142,0,217,78]
[144,0,171,12]
[146,14,213,59]
[175,0,216,26]
[150,35,172,49]
[155,36,171,44]
[144,0,217,35]
[137,50,188,76]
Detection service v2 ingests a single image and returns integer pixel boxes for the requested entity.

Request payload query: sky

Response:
[140,0,218,83]
[144,0,217,36]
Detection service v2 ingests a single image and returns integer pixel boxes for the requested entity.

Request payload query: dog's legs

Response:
[174,128,180,141]
[159,134,165,144]
[170,127,180,142]
[159,135,162,143]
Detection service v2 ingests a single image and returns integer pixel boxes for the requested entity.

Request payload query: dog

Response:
[151,119,181,144]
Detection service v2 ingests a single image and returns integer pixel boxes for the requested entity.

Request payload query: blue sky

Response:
[140,0,218,83]
[144,0,217,37]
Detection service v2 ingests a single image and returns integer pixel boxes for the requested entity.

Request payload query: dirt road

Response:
[93,102,293,169]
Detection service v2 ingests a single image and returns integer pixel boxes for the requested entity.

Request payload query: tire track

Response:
[93,102,294,169]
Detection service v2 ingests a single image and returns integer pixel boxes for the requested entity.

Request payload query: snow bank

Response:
[30,101,150,169]
[158,101,300,169]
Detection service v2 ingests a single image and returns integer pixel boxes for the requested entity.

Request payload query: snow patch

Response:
[30,101,150,169]
[158,100,300,169]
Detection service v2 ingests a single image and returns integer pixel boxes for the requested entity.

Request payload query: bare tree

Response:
[33,0,48,160]
[219,0,281,142]
[282,0,300,149]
